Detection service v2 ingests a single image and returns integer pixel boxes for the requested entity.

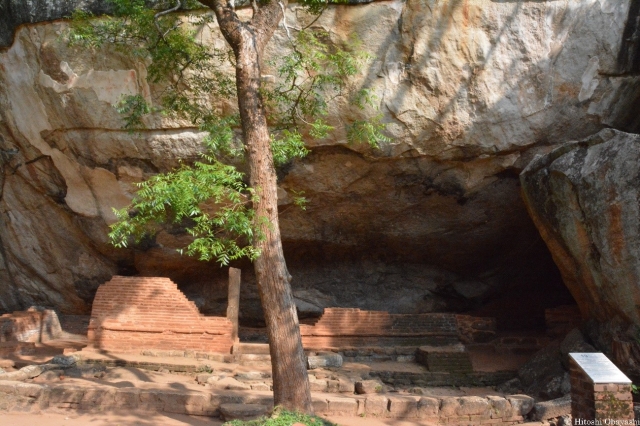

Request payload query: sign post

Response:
[569,352,634,423]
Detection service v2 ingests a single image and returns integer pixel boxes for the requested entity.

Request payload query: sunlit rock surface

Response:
[0,0,638,325]
[521,128,640,378]
[522,129,640,326]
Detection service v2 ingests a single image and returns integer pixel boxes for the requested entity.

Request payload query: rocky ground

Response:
[0,329,581,426]
[3,411,223,426]
[0,412,557,426]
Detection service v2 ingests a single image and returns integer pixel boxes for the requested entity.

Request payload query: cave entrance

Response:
[464,236,579,333]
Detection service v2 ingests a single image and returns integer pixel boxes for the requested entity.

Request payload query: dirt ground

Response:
[3,411,224,426]
[2,412,549,426]
[2,411,427,426]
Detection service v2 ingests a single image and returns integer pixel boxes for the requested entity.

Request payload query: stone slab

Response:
[326,397,357,416]
[307,352,343,369]
[532,395,571,421]
[233,343,270,355]
[220,403,268,421]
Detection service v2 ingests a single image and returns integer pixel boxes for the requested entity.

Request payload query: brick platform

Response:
[87,276,233,354]
[299,308,495,350]
[416,344,474,373]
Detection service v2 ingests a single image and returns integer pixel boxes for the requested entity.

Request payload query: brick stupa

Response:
[87,276,233,353]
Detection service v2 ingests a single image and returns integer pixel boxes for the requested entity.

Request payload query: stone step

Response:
[238,354,272,366]
[0,380,536,424]
[220,403,268,421]
[233,343,270,354]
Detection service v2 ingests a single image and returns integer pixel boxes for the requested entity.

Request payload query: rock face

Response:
[0,1,113,49]
[521,129,640,377]
[0,0,639,324]
[521,129,640,326]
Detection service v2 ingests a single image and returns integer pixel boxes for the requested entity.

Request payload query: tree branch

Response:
[278,1,291,40]
[199,0,245,48]
[154,0,182,38]
[251,0,286,51]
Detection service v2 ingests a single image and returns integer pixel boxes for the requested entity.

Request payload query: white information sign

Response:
[569,352,631,384]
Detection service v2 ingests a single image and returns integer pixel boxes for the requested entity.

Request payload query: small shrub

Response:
[223,406,336,426]
[195,365,213,373]
[594,391,633,420]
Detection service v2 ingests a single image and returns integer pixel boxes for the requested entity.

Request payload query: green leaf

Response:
[115,94,152,130]
[347,114,390,147]
[271,130,309,165]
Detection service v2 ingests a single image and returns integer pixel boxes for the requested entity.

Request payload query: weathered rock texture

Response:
[1,0,640,324]
[521,129,640,325]
[87,276,233,353]
[521,128,640,377]
[0,0,113,49]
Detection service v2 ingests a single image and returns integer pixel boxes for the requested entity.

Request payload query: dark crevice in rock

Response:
[22,154,50,167]
[0,168,22,311]
[602,79,640,133]
[617,0,640,75]
[0,235,22,312]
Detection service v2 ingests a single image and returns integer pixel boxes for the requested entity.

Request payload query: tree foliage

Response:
[68,0,388,265]
[223,406,336,425]
[109,160,260,265]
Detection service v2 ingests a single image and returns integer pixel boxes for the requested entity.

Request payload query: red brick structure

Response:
[87,276,233,354]
[0,307,62,343]
[545,304,582,337]
[300,308,493,350]
[455,314,497,343]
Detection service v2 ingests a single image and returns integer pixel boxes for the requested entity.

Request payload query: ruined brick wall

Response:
[300,308,479,349]
[456,315,497,343]
[0,307,62,343]
[545,305,582,337]
[87,276,233,354]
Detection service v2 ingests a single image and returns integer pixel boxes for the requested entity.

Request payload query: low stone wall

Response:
[0,379,535,424]
[314,394,534,424]
[87,276,233,354]
[369,369,517,388]
[0,307,63,343]
[300,308,495,350]
[339,346,419,362]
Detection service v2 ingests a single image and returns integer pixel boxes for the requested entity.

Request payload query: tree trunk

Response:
[235,38,313,414]
[203,0,312,413]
